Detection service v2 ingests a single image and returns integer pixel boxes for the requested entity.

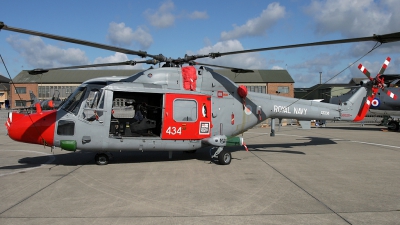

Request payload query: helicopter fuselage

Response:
[5,66,371,164]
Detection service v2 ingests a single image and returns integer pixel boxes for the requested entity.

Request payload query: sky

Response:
[1,0,400,88]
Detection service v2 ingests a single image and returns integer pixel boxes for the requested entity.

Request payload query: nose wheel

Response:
[95,153,109,165]
[211,147,232,165]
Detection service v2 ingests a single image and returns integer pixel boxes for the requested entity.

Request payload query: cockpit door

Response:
[162,93,212,140]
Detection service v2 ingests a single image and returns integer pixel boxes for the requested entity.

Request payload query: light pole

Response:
[319,72,322,84]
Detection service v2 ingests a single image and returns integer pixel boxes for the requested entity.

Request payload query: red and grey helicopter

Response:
[2,21,400,165]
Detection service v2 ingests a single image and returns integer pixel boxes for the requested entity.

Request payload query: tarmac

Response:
[0,109,399,225]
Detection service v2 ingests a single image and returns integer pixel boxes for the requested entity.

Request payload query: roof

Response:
[305,82,359,91]
[0,74,11,83]
[349,78,367,85]
[12,68,295,84]
[0,74,10,91]
[0,83,10,91]
[215,69,294,83]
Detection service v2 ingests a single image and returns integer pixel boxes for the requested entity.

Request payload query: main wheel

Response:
[218,150,231,165]
[388,121,399,131]
[95,153,109,165]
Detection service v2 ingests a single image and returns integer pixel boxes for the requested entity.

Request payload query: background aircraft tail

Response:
[29,91,39,105]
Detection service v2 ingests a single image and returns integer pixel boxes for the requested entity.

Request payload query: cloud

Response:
[220,2,286,41]
[188,11,208,19]
[93,52,145,70]
[306,0,399,37]
[6,35,89,68]
[190,39,267,69]
[272,66,284,70]
[107,22,153,50]
[144,0,176,28]
[289,52,355,87]
[144,1,209,28]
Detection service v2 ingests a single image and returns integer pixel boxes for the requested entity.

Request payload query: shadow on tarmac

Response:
[320,124,387,132]
[0,136,337,168]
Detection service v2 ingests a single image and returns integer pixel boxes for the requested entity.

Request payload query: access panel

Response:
[162,93,212,140]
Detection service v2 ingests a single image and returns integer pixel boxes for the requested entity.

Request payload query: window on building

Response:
[15,100,26,107]
[45,86,50,98]
[15,87,26,94]
[245,85,266,94]
[39,86,44,98]
[277,86,289,94]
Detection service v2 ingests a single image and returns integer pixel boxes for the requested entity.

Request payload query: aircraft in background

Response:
[331,73,400,131]
[16,90,63,112]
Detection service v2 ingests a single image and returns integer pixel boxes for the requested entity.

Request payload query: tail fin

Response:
[340,86,378,121]
[29,91,39,105]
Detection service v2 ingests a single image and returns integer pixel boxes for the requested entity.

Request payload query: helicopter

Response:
[11,90,63,113]
[27,90,63,110]
[331,73,400,131]
[2,21,400,165]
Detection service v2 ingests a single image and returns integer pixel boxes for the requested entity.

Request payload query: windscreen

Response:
[61,87,87,115]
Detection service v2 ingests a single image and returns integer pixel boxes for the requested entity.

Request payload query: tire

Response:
[388,121,400,131]
[394,121,400,131]
[218,150,231,165]
[95,153,109,165]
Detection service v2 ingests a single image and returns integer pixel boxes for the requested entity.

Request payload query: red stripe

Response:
[353,90,377,121]
[358,64,368,74]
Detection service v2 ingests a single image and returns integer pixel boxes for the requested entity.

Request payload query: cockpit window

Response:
[61,87,87,115]
[86,89,101,109]
[82,88,104,121]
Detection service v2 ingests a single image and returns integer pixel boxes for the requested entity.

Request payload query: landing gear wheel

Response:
[95,153,109,165]
[218,150,231,165]
[388,121,399,131]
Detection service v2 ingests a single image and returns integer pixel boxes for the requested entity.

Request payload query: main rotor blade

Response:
[204,32,400,58]
[0,22,158,59]
[192,61,254,73]
[28,59,158,75]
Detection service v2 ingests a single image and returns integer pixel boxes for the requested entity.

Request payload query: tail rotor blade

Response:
[358,64,371,79]
[378,57,391,75]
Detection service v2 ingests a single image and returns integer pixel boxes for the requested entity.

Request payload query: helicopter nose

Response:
[6,110,57,146]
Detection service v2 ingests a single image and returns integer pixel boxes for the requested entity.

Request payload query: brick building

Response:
[0,74,10,108]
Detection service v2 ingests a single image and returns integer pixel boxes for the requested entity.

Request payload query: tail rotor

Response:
[358,57,396,99]
[353,57,392,121]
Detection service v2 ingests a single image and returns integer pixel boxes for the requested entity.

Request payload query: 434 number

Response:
[166,126,182,135]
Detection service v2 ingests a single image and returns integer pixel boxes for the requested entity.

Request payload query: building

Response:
[10,69,295,109]
[216,69,294,97]
[0,74,11,108]
[294,78,366,102]
[10,70,142,108]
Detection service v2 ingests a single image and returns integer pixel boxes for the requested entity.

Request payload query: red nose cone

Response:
[7,110,57,146]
